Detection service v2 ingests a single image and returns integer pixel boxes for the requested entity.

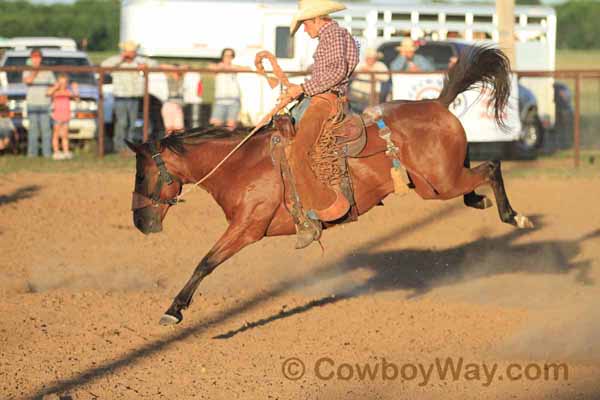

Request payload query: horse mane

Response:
[159,125,266,155]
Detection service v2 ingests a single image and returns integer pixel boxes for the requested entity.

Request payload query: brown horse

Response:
[127,46,533,325]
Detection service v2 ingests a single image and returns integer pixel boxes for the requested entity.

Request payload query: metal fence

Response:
[1,65,598,167]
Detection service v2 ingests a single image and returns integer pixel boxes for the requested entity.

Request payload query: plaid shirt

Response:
[302,21,359,97]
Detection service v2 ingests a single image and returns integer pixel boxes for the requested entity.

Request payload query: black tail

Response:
[438,46,511,129]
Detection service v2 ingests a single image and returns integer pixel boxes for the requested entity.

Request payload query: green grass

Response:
[556,49,600,70]
[87,50,117,65]
[505,164,600,179]
[502,149,600,178]
[555,50,600,149]
[541,148,600,160]
[2,149,598,178]
[0,152,135,174]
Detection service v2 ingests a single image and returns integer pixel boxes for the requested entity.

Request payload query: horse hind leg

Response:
[462,148,493,210]
[437,160,533,229]
[487,160,534,229]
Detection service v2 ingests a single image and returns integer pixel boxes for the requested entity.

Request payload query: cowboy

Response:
[282,0,359,249]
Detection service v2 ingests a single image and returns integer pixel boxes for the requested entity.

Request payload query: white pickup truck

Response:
[0,49,98,140]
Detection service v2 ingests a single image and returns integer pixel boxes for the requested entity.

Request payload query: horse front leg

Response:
[160,210,272,325]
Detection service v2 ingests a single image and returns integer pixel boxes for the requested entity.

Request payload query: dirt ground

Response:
[1,166,599,400]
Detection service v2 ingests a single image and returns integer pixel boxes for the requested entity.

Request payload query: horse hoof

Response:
[480,197,494,209]
[465,195,493,210]
[514,214,534,229]
[159,313,181,326]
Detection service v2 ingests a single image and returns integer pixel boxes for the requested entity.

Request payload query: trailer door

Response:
[239,11,307,125]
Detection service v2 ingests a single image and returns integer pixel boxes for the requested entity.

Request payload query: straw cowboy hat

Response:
[290,0,346,36]
[119,40,140,52]
[396,38,416,52]
[364,48,383,59]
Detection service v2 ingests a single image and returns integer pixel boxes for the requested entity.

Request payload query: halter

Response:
[131,141,181,211]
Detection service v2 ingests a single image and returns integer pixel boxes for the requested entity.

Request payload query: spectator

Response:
[390,38,435,72]
[23,49,55,158]
[0,94,15,152]
[209,48,250,130]
[448,56,458,70]
[350,48,389,112]
[101,40,157,153]
[160,63,188,134]
[47,73,79,160]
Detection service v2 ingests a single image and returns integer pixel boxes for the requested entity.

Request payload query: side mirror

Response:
[102,74,113,85]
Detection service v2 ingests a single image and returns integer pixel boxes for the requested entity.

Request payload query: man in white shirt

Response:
[101,40,157,152]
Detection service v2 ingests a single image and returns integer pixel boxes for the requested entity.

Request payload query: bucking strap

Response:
[362,105,411,194]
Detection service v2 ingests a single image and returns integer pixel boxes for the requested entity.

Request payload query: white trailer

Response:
[121,0,556,139]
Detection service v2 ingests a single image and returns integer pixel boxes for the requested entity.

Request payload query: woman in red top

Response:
[47,74,78,160]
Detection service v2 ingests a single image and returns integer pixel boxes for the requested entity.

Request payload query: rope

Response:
[175,51,292,202]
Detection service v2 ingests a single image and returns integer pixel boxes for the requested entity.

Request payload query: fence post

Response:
[574,73,581,168]
[143,66,150,142]
[369,71,377,106]
[97,69,105,157]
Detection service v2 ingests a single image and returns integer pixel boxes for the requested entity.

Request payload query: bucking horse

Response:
[127,46,533,325]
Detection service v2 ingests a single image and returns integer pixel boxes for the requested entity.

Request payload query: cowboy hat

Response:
[396,38,416,52]
[364,48,383,59]
[290,0,346,36]
[119,40,139,52]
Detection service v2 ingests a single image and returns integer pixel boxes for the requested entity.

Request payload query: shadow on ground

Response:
[28,204,598,398]
[0,184,40,207]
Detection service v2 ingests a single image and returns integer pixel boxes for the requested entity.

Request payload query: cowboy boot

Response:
[294,212,322,249]
[313,188,350,222]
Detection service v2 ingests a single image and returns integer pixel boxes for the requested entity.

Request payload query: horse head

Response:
[126,139,183,235]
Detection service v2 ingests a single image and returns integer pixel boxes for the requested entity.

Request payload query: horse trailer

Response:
[121,0,557,146]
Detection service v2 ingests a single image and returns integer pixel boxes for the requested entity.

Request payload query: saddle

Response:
[270,102,412,229]
[270,106,367,228]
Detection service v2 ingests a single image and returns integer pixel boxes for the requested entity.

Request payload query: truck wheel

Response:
[515,109,544,158]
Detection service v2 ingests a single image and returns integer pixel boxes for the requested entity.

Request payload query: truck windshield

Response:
[4,56,95,85]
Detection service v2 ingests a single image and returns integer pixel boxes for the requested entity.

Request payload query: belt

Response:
[329,88,346,97]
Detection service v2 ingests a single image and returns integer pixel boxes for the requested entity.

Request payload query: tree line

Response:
[0,0,597,51]
[0,0,119,51]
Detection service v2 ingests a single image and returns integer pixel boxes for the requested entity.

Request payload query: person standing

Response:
[350,48,389,112]
[22,49,55,157]
[0,94,16,152]
[101,40,157,153]
[47,73,79,160]
[160,63,187,134]
[209,48,250,130]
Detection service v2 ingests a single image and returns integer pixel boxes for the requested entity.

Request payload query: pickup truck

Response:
[375,40,573,157]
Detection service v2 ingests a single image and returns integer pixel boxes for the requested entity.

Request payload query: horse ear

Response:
[124,139,139,153]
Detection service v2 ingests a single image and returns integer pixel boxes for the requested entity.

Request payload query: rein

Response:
[133,51,294,210]
[173,51,294,202]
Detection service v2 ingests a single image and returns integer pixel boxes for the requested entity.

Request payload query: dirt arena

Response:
[1,164,599,399]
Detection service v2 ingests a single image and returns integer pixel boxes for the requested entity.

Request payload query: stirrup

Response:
[294,213,322,249]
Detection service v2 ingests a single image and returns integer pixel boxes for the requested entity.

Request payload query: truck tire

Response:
[515,109,544,158]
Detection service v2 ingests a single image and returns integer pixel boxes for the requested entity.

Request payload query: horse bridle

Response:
[131,141,181,211]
